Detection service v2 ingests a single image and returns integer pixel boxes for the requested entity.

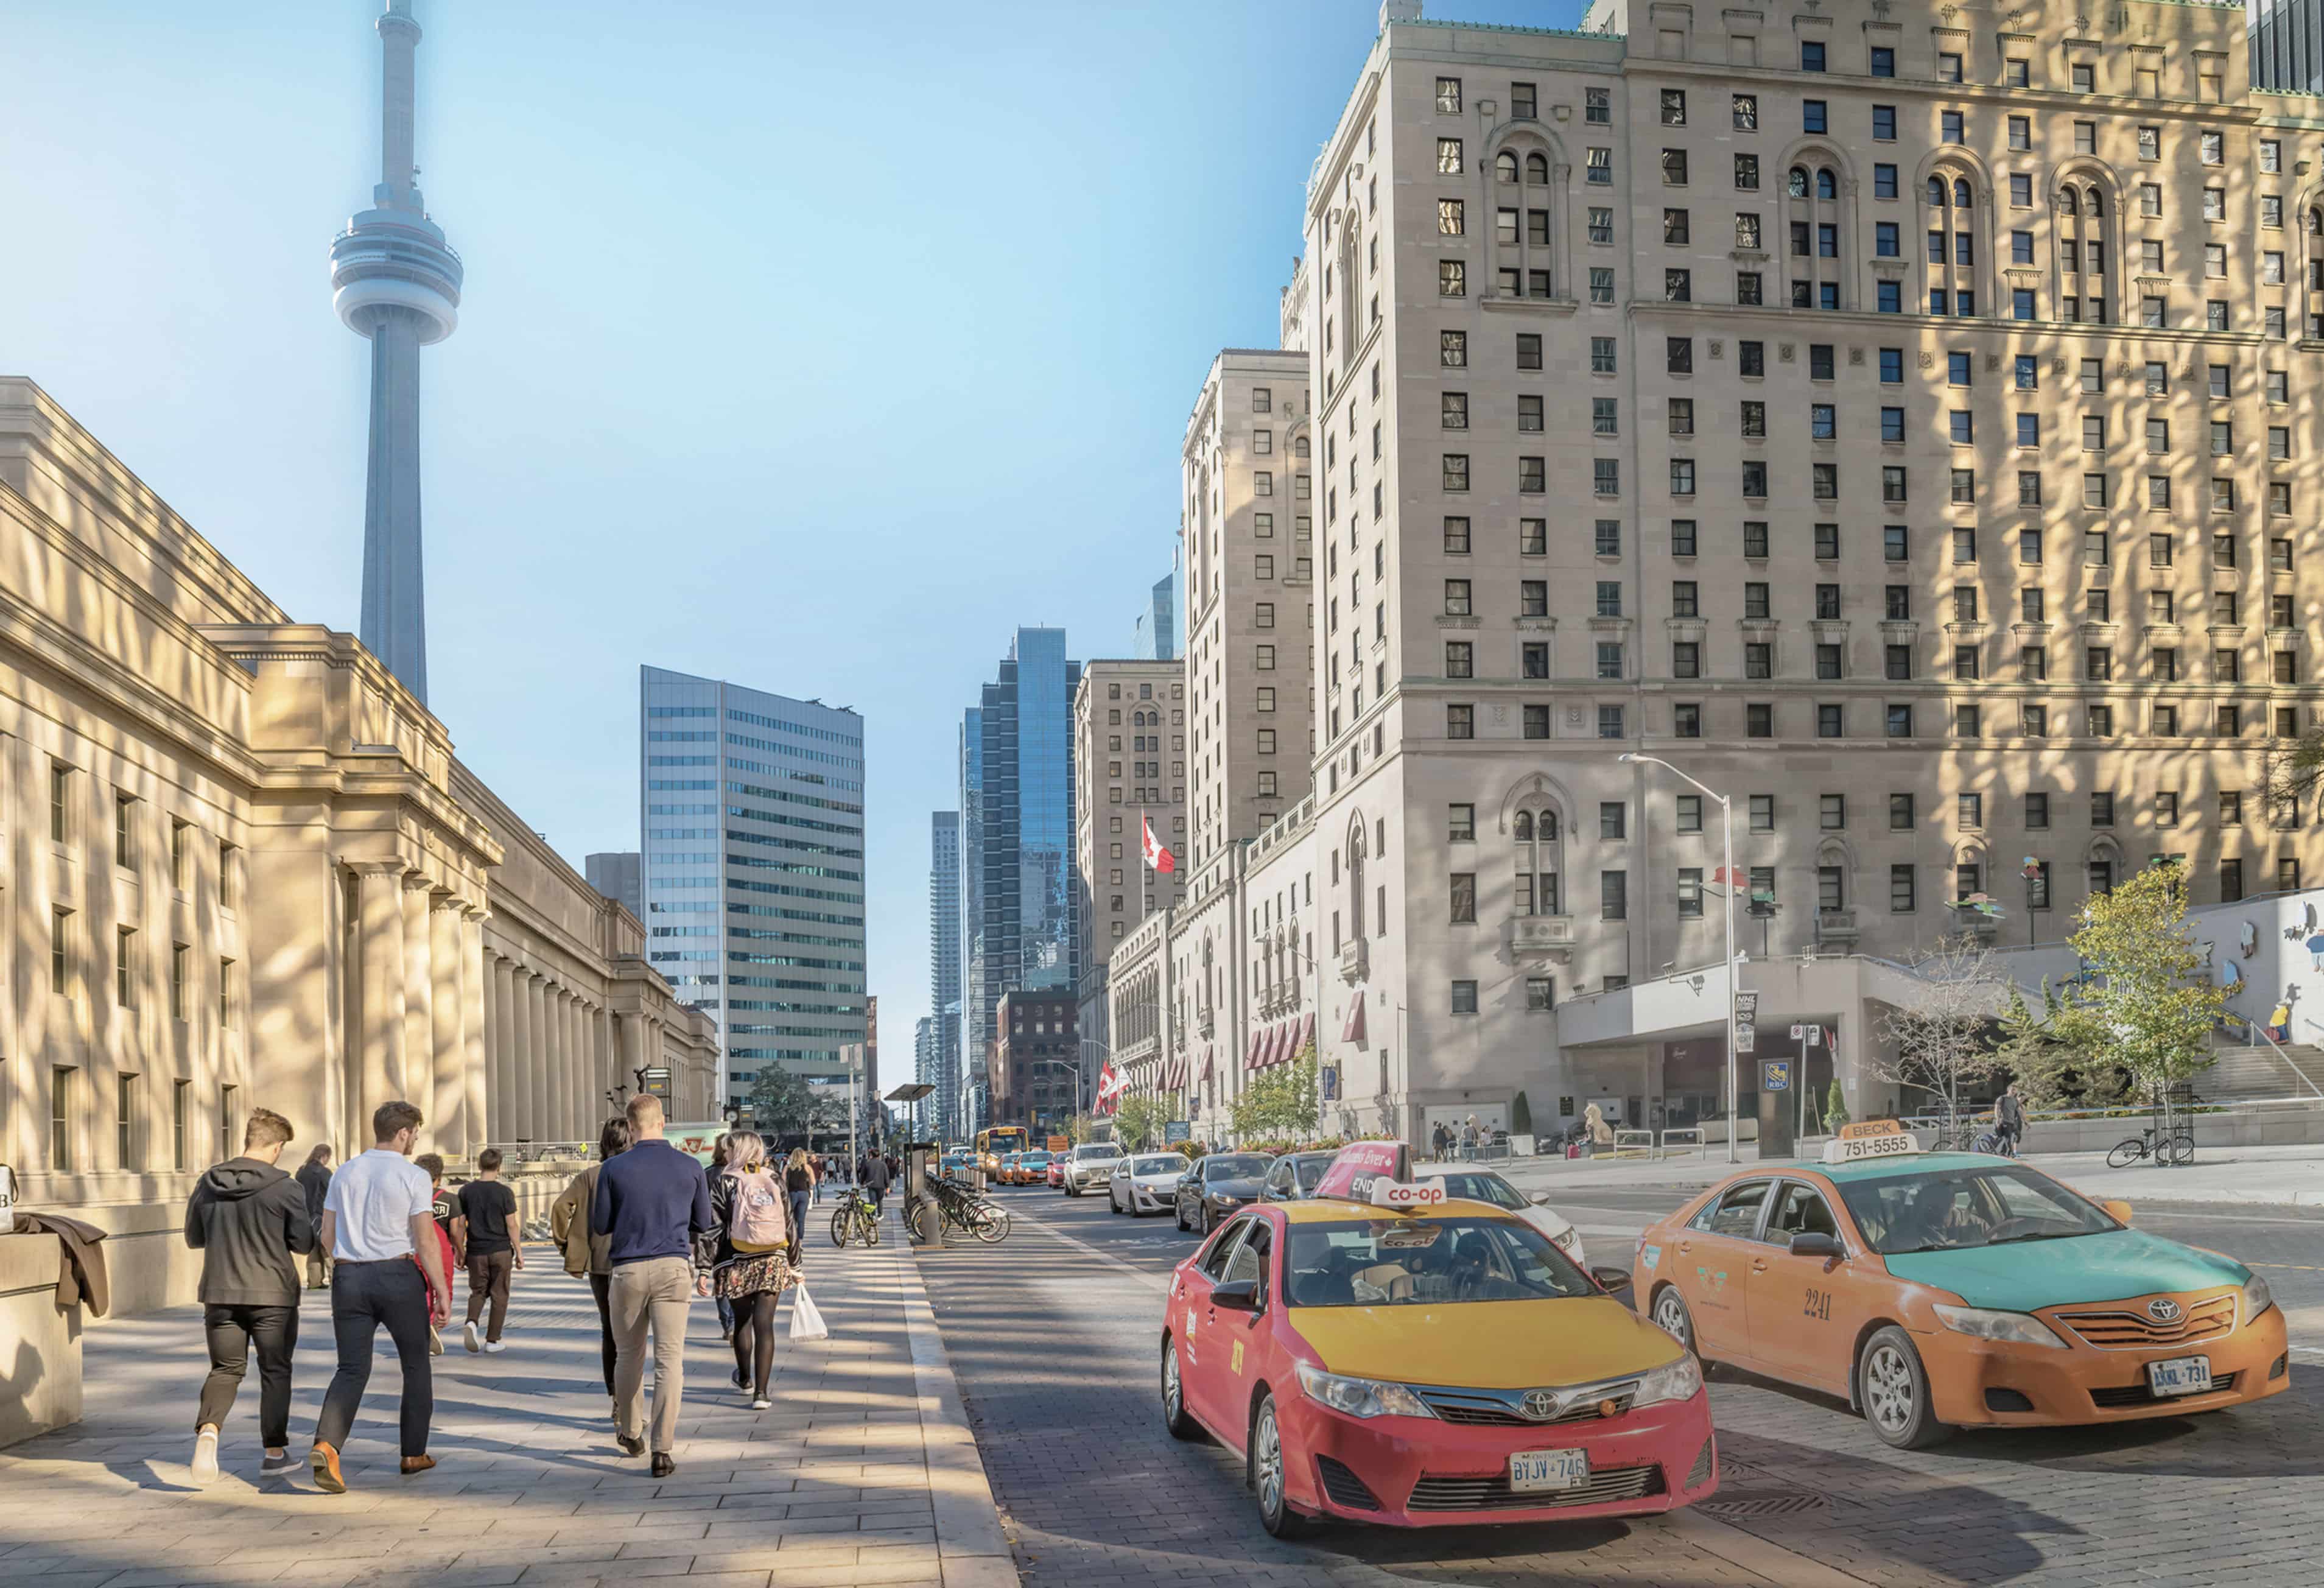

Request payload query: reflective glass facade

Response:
[929,810,961,1136]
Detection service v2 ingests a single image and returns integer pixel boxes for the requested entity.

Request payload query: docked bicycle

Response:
[905,1177,1011,1244]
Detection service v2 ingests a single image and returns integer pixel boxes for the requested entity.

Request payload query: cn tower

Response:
[330,0,462,706]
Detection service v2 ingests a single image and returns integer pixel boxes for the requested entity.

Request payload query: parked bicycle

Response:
[829,1187,882,1248]
[905,1179,1011,1244]
[2107,1122,2194,1169]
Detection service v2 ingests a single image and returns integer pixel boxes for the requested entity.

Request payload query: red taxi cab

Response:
[1631,1121,2288,1449]
[1162,1143,1717,1535]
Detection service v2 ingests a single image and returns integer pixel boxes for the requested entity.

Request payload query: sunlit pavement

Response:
[919,1185,2324,1588]
[0,1217,1014,1588]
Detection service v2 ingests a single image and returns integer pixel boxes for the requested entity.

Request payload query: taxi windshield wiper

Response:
[1984,1228,2089,1246]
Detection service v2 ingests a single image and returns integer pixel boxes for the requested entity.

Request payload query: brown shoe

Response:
[310,1442,345,1494]
[400,1455,436,1477]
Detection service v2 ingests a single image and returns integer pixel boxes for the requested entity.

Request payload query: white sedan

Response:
[1414,1162,1589,1267]
[1107,1152,1190,1217]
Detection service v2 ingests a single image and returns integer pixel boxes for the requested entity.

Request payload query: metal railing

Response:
[1611,1129,1656,1159]
[483,1141,592,1164]
[1657,1128,1706,1159]
[2245,1023,2324,1103]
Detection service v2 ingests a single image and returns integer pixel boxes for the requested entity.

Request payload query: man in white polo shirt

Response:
[309,1100,451,1492]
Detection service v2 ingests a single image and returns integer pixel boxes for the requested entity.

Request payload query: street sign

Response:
[1321,1064,1339,1101]
[1734,991,1759,1019]
[1763,1060,1792,1092]
[1735,1019,1756,1053]
[1164,1120,1190,1140]
[1804,1025,1824,1049]
[1789,1023,1805,1039]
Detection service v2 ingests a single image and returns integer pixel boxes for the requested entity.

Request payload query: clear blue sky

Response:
[0,0,1581,1056]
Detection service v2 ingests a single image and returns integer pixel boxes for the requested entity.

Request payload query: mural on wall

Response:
[2188,891,2324,1045]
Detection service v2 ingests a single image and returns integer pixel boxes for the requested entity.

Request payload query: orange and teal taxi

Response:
[1631,1122,2288,1449]
[1162,1142,1718,1536]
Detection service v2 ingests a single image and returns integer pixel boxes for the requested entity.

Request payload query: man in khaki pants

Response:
[589,1094,715,1475]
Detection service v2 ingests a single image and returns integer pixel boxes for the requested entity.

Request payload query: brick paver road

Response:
[0,1216,1008,1588]
[918,1188,2324,1588]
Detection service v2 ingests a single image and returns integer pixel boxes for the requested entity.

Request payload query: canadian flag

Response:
[1094,1061,1129,1115]
[1142,814,1176,874]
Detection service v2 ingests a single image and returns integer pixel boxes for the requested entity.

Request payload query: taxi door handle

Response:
[1749,1259,1770,1273]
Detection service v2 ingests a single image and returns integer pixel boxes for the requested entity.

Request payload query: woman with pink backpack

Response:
[701,1130,797,1408]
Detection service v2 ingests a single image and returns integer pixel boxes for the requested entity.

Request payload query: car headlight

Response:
[1933,1304,2068,1349]
[1217,1196,1240,1207]
[1554,1228,1582,1255]
[1633,1352,1704,1407]
[1295,1361,1436,1419]
[2242,1273,2275,1322]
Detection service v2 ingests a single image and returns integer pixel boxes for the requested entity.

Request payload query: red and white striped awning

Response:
[1341,999,1367,1044]
[1244,1030,1265,1070]
[1200,1045,1214,1083]
[1298,1011,1316,1057]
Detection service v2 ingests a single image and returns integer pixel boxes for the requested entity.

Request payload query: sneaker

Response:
[483,1340,507,1355]
[261,1450,297,1474]
[650,1452,676,1478]
[311,1442,345,1494]
[191,1428,220,1484]
[428,1327,444,1356]
[750,1397,772,1411]
[731,1368,748,1390]
[462,1321,480,1354]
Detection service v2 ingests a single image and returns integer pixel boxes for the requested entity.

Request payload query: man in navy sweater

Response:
[591,1092,715,1474]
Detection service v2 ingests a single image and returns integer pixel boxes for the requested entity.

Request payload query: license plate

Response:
[2146,1355,2214,1397]
[1508,1448,1589,1493]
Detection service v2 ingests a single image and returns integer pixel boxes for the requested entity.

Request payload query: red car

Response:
[1161,1195,1717,1535]
[1047,1156,1067,1189]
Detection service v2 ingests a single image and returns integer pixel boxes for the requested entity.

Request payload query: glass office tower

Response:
[929,810,962,1137]
[638,664,866,1106]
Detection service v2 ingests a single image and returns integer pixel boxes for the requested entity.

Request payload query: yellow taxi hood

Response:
[1285,1298,1683,1388]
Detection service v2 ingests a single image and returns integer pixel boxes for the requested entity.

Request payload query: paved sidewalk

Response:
[0,1209,1015,1588]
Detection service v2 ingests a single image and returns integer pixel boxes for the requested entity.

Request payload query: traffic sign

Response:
[1804,1025,1824,1048]
[1789,1023,1805,1039]
[1735,1019,1756,1053]
[1763,1060,1792,1092]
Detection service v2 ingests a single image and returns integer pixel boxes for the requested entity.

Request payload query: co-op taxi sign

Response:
[1313,1139,1448,1212]
[1821,1118,1925,1165]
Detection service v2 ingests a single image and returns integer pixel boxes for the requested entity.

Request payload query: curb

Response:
[889,1212,1020,1588]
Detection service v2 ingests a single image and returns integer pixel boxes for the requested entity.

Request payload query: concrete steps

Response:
[2204,1042,2324,1103]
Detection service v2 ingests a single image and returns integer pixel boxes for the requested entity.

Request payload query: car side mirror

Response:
[1788,1231,1845,1259]
[2101,1199,2134,1226]
[1210,1277,1263,1313]
[1589,1265,1633,1293]
[1528,1190,1553,1206]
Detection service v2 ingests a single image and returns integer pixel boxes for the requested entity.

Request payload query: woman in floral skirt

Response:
[701,1130,796,1410]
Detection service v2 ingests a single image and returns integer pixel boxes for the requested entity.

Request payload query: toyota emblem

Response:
[1520,1390,1559,1420]
[2147,1298,2183,1324]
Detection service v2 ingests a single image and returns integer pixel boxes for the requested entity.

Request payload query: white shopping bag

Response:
[788,1283,829,1342]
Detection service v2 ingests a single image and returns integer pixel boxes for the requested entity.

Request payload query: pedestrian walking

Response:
[591,1092,715,1477]
[1996,1083,2027,1158]
[454,1147,521,1354]
[705,1130,796,1411]
[183,1106,314,1483]
[413,1154,457,1355]
[295,1145,334,1290]
[709,1133,736,1341]
[858,1147,891,1211]
[783,1148,816,1269]
[1430,1122,1450,1159]
[551,1115,633,1402]
[311,1101,451,1492]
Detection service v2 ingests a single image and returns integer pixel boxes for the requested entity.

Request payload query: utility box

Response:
[904,1142,939,1248]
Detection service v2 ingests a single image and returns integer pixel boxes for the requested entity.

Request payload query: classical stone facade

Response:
[0,379,714,1315]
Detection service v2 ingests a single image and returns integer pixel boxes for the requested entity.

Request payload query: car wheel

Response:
[1859,1326,1952,1450]
[1201,1207,1215,1237]
[1251,1392,1309,1537]
[1174,1201,1188,1232]
[1650,1285,1702,1360]
[1161,1337,1200,1441]
[1110,1189,1123,1214]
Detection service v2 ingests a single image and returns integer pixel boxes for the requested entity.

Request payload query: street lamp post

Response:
[1619,753,1741,1164]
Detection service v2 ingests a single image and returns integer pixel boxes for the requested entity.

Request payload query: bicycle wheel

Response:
[830,1207,854,1248]
[2105,1138,2145,1170]
[2164,1133,2196,1166]
[969,1203,1012,1243]
[904,1200,930,1243]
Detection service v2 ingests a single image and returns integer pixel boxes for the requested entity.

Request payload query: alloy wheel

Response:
[1255,1402,1283,1516]
[1864,1343,1914,1434]
[1652,1288,1691,1346]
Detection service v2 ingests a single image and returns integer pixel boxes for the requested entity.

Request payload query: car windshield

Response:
[1285,1218,1596,1307]
[1293,1156,1330,1192]
[1080,1147,1120,1161]
[1838,1165,2118,1256]
[1133,1156,1188,1175]
[1434,1172,1524,1210]
[1207,1155,1270,1179]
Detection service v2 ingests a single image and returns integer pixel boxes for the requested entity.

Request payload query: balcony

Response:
[1511,915,1576,960]
[1814,908,1859,946]
[1338,939,1368,982]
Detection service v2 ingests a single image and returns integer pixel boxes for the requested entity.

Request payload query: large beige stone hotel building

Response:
[0,381,716,1315]
[1109,0,2324,1147]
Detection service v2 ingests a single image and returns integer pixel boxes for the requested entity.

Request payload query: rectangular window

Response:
[1450,874,1476,924]
[51,1067,72,1172]
[1447,704,1473,740]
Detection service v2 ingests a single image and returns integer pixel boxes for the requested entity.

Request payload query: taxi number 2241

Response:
[1803,1287,1833,1321]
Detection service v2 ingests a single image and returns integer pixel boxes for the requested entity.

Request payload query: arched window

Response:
[1791,158,1845,308]
[1954,177,1972,208]
[1792,166,1812,198]
[2308,208,2322,234]
[1496,149,1519,183]
[1927,175,1946,206]
[2059,186,2079,216]
[1928,169,1977,315]
[1513,806,1563,917]
[1493,143,1556,298]
[1525,151,1550,183]
[2057,179,2104,314]
[2086,188,2104,217]
[1347,823,1368,938]
[1816,167,1836,200]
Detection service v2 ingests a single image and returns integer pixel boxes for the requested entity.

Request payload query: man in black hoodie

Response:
[184,1106,314,1482]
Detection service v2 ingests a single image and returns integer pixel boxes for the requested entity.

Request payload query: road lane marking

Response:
[999,1202,1173,1293]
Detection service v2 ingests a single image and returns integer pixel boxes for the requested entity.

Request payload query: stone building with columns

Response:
[0,379,715,1315]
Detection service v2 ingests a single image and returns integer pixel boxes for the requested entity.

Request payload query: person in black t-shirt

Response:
[453,1148,523,1353]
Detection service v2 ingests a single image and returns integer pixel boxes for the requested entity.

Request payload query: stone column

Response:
[401,874,435,1130]
[462,910,489,1153]
[527,974,550,1145]
[510,966,535,1142]
[429,895,463,1152]
[619,1009,647,1092]
[486,955,510,1142]
[354,863,408,1132]
[555,989,577,1142]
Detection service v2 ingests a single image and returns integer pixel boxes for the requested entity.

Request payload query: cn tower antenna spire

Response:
[331,0,462,706]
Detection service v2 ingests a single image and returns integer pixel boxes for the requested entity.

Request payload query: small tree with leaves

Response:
[1874,935,2010,1138]
[1233,1054,1321,1142]
[1823,1079,1849,1136]
[746,1065,817,1139]
[1112,1092,1170,1151]
[2041,863,2226,1108]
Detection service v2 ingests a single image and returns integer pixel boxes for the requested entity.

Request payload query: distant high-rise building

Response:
[637,665,866,1107]
[961,628,1081,1128]
[957,712,983,1138]
[1132,558,1182,661]
[929,810,963,1136]
[585,851,642,920]
[2252,0,2324,92]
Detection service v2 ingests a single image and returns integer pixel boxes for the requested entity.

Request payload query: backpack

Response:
[727,1168,788,1254]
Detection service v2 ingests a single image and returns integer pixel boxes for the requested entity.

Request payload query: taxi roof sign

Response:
[1371,1177,1448,1212]
[1839,1119,1906,1141]
[1822,1119,1925,1165]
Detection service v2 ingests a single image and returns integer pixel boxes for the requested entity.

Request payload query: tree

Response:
[1232,1055,1321,1143]
[2041,863,2225,1106]
[1873,936,2009,1137]
[746,1066,816,1138]
[1112,1093,1170,1151]
[1822,1078,1849,1136]
[1509,1091,1533,1136]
